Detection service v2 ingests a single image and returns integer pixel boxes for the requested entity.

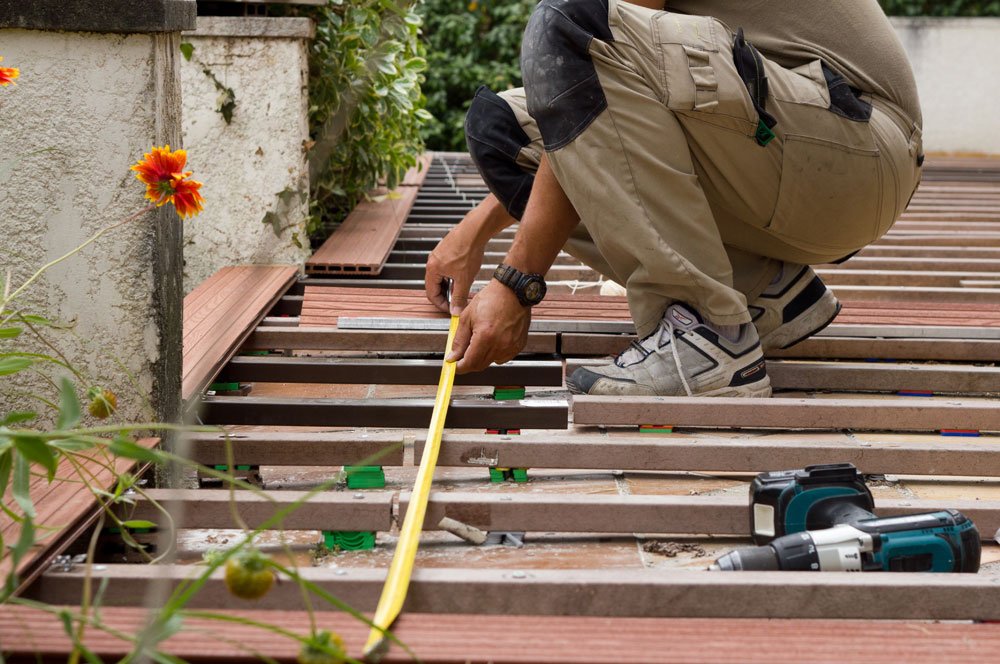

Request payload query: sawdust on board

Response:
[642,541,708,558]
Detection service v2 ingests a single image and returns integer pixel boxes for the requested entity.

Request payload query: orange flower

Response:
[0,56,19,87]
[130,145,205,219]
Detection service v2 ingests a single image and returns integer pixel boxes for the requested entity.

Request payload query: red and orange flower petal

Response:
[169,177,205,219]
[131,146,203,218]
[130,145,188,187]
[0,56,19,87]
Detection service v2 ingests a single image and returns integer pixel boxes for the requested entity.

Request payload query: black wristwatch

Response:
[493,263,547,307]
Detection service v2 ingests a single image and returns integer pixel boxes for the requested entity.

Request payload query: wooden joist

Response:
[120,489,393,532]
[183,265,298,402]
[217,357,564,386]
[566,358,1000,395]
[185,431,405,467]
[199,396,570,429]
[186,430,1000,477]
[6,607,998,664]
[562,332,1000,361]
[117,489,1000,540]
[29,566,1000,621]
[571,395,1000,432]
[244,326,558,353]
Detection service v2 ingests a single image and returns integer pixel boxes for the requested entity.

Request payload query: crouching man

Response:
[425,0,922,397]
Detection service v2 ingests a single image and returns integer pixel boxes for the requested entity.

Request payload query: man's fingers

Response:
[424,264,450,314]
[448,285,470,316]
[454,330,491,374]
[445,315,472,364]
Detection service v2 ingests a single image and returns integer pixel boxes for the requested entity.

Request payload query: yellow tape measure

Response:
[363,314,460,659]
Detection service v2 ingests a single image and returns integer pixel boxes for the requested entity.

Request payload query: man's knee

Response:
[521,0,613,150]
[465,86,534,220]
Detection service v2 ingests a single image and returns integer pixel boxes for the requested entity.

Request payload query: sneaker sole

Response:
[566,372,772,398]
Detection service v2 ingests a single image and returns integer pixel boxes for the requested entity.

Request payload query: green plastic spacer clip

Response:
[323,530,376,551]
[344,465,386,490]
[493,386,526,401]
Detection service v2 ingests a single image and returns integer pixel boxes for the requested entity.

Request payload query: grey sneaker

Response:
[566,303,771,397]
[752,264,841,351]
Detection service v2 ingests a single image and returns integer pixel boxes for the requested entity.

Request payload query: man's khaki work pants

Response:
[466,0,922,337]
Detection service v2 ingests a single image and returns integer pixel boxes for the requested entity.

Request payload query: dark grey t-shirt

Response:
[667,0,922,126]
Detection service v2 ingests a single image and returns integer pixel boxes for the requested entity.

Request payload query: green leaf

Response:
[109,436,163,464]
[121,519,158,530]
[179,42,195,61]
[0,447,12,495]
[49,438,97,452]
[2,411,36,426]
[0,357,32,376]
[56,378,81,430]
[14,435,58,481]
[12,454,35,517]
[18,314,53,327]
[0,327,22,339]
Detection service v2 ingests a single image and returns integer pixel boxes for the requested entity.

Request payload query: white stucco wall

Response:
[892,17,1000,155]
[0,29,183,423]
[179,17,312,293]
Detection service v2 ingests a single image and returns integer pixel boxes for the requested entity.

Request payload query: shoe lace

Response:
[615,313,693,397]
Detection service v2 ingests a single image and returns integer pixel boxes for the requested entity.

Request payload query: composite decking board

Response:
[182,266,297,374]
[6,609,999,664]
[28,566,1000,620]
[243,326,558,353]
[571,395,1000,431]
[830,256,1000,271]
[0,438,158,597]
[182,266,297,401]
[300,286,1000,330]
[199,395,569,429]
[764,336,1000,362]
[306,185,420,274]
[218,356,564,386]
[816,269,1000,288]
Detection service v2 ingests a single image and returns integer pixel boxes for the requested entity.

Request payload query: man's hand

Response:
[425,222,486,316]
[446,280,530,374]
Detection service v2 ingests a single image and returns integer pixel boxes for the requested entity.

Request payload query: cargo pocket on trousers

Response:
[768,135,882,253]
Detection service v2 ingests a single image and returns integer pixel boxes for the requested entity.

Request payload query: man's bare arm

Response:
[425,194,517,315]
[447,154,580,373]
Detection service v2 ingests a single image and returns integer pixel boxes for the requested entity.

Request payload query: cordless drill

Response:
[710,463,981,573]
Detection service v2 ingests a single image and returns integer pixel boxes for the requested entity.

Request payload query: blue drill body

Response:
[713,463,980,573]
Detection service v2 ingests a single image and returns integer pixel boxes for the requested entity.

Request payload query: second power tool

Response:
[710,463,980,573]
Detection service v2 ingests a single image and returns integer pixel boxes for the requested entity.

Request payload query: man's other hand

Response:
[425,216,490,316]
[446,280,530,374]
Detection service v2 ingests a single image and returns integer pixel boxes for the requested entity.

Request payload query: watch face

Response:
[524,279,544,303]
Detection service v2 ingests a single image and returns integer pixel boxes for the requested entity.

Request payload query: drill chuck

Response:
[711,545,780,571]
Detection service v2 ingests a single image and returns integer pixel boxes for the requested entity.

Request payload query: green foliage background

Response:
[276,0,431,241]
[417,0,537,152]
[878,0,1000,15]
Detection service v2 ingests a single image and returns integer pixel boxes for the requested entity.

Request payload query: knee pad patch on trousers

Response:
[521,0,613,151]
[465,86,534,220]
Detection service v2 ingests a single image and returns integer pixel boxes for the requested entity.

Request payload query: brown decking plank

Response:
[400,153,434,186]
[571,395,1000,432]
[6,607,999,664]
[183,266,289,362]
[0,438,158,596]
[306,186,420,274]
[182,265,297,401]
